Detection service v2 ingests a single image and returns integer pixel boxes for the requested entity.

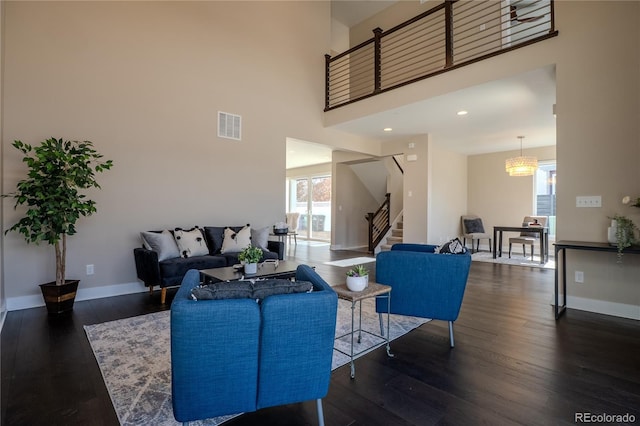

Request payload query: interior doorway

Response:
[534,160,556,238]
[287,175,331,242]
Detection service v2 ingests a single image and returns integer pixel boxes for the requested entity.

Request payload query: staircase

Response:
[379,220,403,251]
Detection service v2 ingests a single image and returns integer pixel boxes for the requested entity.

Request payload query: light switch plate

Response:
[576,196,601,208]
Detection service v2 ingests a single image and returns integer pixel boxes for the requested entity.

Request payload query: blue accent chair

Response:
[375,243,472,348]
[170,265,338,425]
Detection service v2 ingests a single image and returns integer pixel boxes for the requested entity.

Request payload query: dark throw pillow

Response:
[190,279,313,301]
[251,279,313,300]
[464,218,485,234]
[435,238,468,254]
[190,281,254,300]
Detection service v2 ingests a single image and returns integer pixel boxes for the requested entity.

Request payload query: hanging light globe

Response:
[505,136,538,176]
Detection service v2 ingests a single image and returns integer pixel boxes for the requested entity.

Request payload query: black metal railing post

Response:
[324,54,331,111]
[444,0,454,68]
[373,27,383,94]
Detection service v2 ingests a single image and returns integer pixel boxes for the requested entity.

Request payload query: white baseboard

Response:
[552,294,640,320]
[6,281,147,312]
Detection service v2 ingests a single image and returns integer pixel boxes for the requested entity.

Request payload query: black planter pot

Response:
[39,280,80,315]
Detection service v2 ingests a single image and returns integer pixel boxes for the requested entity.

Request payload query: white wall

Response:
[428,139,468,245]
[0,0,6,326]
[0,1,371,309]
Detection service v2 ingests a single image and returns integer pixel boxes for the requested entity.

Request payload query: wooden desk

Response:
[554,240,640,319]
[493,226,549,264]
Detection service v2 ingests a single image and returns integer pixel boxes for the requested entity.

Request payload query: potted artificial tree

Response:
[4,138,113,314]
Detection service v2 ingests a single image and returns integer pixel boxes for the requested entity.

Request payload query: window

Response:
[534,161,556,237]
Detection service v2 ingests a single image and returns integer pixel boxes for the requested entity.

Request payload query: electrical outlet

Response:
[86,264,94,275]
[574,270,584,283]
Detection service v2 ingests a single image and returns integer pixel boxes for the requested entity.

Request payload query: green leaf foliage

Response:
[3,138,113,284]
[346,264,368,277]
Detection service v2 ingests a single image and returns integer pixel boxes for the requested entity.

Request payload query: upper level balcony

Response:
[325,0,558,111]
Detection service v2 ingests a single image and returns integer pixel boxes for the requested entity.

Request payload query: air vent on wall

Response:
[218,111,242,141]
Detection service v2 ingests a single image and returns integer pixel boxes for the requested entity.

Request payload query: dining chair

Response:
[285,212,300,245]
[460,215,492,253]
[508,215,548,259]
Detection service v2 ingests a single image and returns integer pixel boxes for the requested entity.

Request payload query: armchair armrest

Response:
[171,270,261,421]
[268,240,284,260]
[133,247,161,287]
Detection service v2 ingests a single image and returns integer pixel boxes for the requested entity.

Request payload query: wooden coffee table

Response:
[200,260,303,283]
[333,282,394,379]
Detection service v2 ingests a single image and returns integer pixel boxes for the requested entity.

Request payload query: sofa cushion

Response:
[203,226,226,255]
[190,281,254,300]
[435,238,468,254]
[251,279,313,300]
[141,230,180,261]
[174,227,209,258]
[251,226,270,250]
[221,225,252,254]
[159,255,227,286]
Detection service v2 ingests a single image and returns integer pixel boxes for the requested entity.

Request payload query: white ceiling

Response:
[286,1,557,169]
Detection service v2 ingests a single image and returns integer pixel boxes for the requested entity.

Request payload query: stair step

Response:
[396,221,403,229]
[392,229,403,237]
[380,244,392,251]
[386,236,402,244]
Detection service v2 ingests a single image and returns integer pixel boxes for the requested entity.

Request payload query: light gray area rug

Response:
[472,251,555,269]
[85,297,429,426]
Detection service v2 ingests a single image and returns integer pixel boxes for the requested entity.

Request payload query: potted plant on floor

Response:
[238,246,263,274]
[3,138,113,314]
[346,264,369,292]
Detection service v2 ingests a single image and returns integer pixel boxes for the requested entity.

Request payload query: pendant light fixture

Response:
[505,136,538,176]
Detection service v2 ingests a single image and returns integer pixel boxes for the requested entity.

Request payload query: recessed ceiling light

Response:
[383,127,393,132]
[457,110,468,116]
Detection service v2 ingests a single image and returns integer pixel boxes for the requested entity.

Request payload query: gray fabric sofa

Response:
[134,225,284,303]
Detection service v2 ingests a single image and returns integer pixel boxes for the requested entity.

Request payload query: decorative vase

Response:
[244,263,258,274]
[39,279,80,315]
[346,275,368,292]
[607,219,618,246]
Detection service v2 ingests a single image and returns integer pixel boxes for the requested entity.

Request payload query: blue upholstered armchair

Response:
[170,265,338,425]
[375,243,472,347]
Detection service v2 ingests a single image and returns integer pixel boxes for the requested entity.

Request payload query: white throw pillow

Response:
[221,225,252,254]
[251,226,270,250]
[173,227,209,258]
[141,230,180,262]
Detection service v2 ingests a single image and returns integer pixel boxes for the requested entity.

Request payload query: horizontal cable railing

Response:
[325,0,557,111]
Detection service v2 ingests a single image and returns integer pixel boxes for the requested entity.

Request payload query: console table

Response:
[493,226,549,264]
[554,240,640,319]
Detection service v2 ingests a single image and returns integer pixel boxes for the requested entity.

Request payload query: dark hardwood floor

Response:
[2,242,639,425]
